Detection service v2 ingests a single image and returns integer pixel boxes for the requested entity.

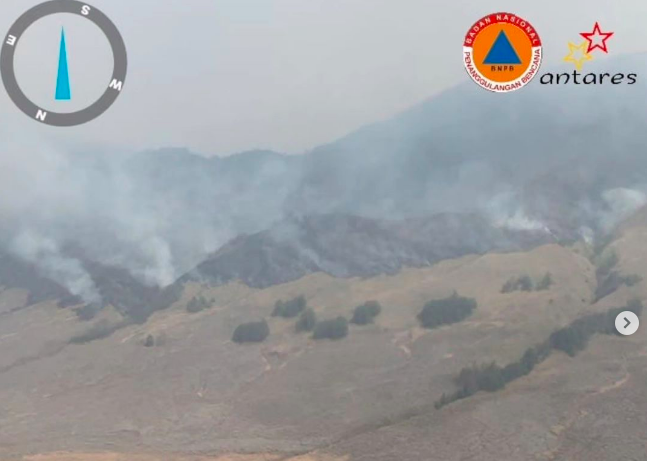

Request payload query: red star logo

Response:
[580,22,614,53]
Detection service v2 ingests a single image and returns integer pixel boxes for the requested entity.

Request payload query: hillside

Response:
[3,54,647,461]
[183,213,553,288]
[4,56,647,307]
[0,236,633,459]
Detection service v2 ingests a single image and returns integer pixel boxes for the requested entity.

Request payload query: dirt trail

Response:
[544,358,631,460]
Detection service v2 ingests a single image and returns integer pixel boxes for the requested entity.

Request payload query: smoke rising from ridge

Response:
[0,127,302,302]
[10,230,102,304]
[0,128,213,301]
[3,65,647,303]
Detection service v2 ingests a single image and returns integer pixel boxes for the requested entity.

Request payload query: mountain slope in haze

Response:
[0,250,181,323]
[4,54,647,304]
[125,55,647,238]
[184,213,554,288]
[0,209,554,322]
[288,54,647,231]
[5,55,647,315]
[0,253,70,307]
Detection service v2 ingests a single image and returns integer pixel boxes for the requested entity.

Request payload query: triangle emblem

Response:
[483,30,522,65]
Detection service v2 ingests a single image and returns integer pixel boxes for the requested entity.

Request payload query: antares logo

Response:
[539,22,637,85]
[463,12,542,93]
[463,16,638,91]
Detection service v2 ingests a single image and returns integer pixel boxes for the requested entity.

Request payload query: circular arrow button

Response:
[615,311,639,336]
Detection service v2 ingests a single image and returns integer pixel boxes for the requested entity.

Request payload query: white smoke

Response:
[486,190,550,233]
[10,230,101,304]
[495,209,549,232]
[136,236,176,287]
[0,126,294,302]
[599,187,647,232]
[2,100,647,307]
[578,226,594,245]
[0,128,209,301]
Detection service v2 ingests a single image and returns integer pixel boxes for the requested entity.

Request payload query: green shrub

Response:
[626,298,644,315]
[295,308,317,332]
[75,304,99,321]
[144,334,154,347]
[272,295,307,318]
[501,275,534,293]
[596,250,619,277]
[313,316,349,340]
[439,350,542,409]
[536,272,553,291]
[501,278,516,293]
[351,301,382,325]
[550,324,588,356]
[232,319,270,343]
[624,274,643,286]
[417,293,476,329]
[594,272,643,302]
[187,295,210,313]
[435,299,644,409]
[520,346,539,373]
[551,300,644,354]
[454,362,505,395]
[517,275,533,291]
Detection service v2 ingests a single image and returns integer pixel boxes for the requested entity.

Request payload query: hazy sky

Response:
[1,0,647,156]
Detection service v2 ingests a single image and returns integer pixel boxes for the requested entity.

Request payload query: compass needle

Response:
[55,27,71,100]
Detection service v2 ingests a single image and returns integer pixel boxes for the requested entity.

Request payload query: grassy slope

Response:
[0,242,601,459]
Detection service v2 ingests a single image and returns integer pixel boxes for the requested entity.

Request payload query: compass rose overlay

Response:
[1,0,127,127]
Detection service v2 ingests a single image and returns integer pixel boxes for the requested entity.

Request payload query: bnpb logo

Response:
[463,12,542,92]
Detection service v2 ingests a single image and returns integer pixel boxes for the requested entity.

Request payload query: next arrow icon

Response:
[616,311,639,336]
